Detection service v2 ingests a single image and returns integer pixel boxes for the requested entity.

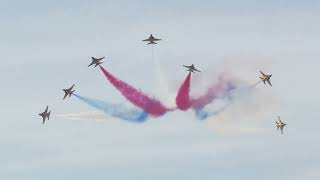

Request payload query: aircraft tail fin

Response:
[148,41,157,45]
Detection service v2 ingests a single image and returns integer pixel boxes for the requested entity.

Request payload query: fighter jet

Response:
[63,84,75,100]
[39,106,51,124]
[276,116,287,135]
[260,71,272,86]
[88,57,104,68]
[142,34,161,45]
[183,64,201,73]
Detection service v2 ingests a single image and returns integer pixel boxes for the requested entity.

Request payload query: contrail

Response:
[73,94,149,123]
[99,65,173,117]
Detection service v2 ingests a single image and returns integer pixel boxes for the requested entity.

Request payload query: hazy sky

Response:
[1,0,320,179]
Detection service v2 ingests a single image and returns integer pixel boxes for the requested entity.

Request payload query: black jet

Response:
[142,34,161,45]
[63,84,75,100]
[183,64,201,73]
[39,106,51,124]
[88,57,105,68]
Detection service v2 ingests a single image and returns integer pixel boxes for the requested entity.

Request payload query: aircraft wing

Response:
[39,112,45,124]
[183,65,190,68]
[88,61,94,67]
[194,68,201,72]
[153,38,161,41]
[142,38,150,41]
[267,80,272,86]
[280,127,284,134]
[148,41,157,45]
[45,106,48,113]
[63,93,68,100]
[260,71,266,76]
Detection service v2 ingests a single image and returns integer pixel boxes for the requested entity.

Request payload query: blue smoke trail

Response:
[74,94,149,123]
[195,103,231,120]
[195,81,260,120]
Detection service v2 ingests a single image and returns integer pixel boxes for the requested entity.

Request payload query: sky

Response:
[1,0,320,179]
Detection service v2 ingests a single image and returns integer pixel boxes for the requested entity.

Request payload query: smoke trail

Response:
[57,111,107,122]
[151,46,175,107]
[175,72,237,111]
[175,72,192,110]
[73,94,148,123]
[99,66,172,117]
[195,81,260,120]
[191,77,236,110]
[195,103,231,120]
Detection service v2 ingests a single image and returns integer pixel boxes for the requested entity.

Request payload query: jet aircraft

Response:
[183,64,201,73]
[260,71,272,86]
[142,34,161,44]
[88,57,104,67]
[276,115,287,135]
[63,84,75,100]
[39,106,51,124]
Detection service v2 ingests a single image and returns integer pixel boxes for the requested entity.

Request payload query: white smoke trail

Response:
[56,111,108,122]
[151,45,176,107]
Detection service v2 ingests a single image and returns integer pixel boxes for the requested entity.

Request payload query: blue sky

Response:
[1,0,320,179]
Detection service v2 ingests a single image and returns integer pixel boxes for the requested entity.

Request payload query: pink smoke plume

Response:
[175,72,236,111]
[175,72,192,110]
[191,77,228,110]
[99,65,172,117]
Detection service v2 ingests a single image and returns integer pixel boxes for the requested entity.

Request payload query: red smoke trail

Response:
[175,72,192,110]
[192,77,230,110]
[99,66,171,117]
[175,72,234,111]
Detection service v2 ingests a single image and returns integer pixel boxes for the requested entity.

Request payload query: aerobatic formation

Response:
[39,34,286,134]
